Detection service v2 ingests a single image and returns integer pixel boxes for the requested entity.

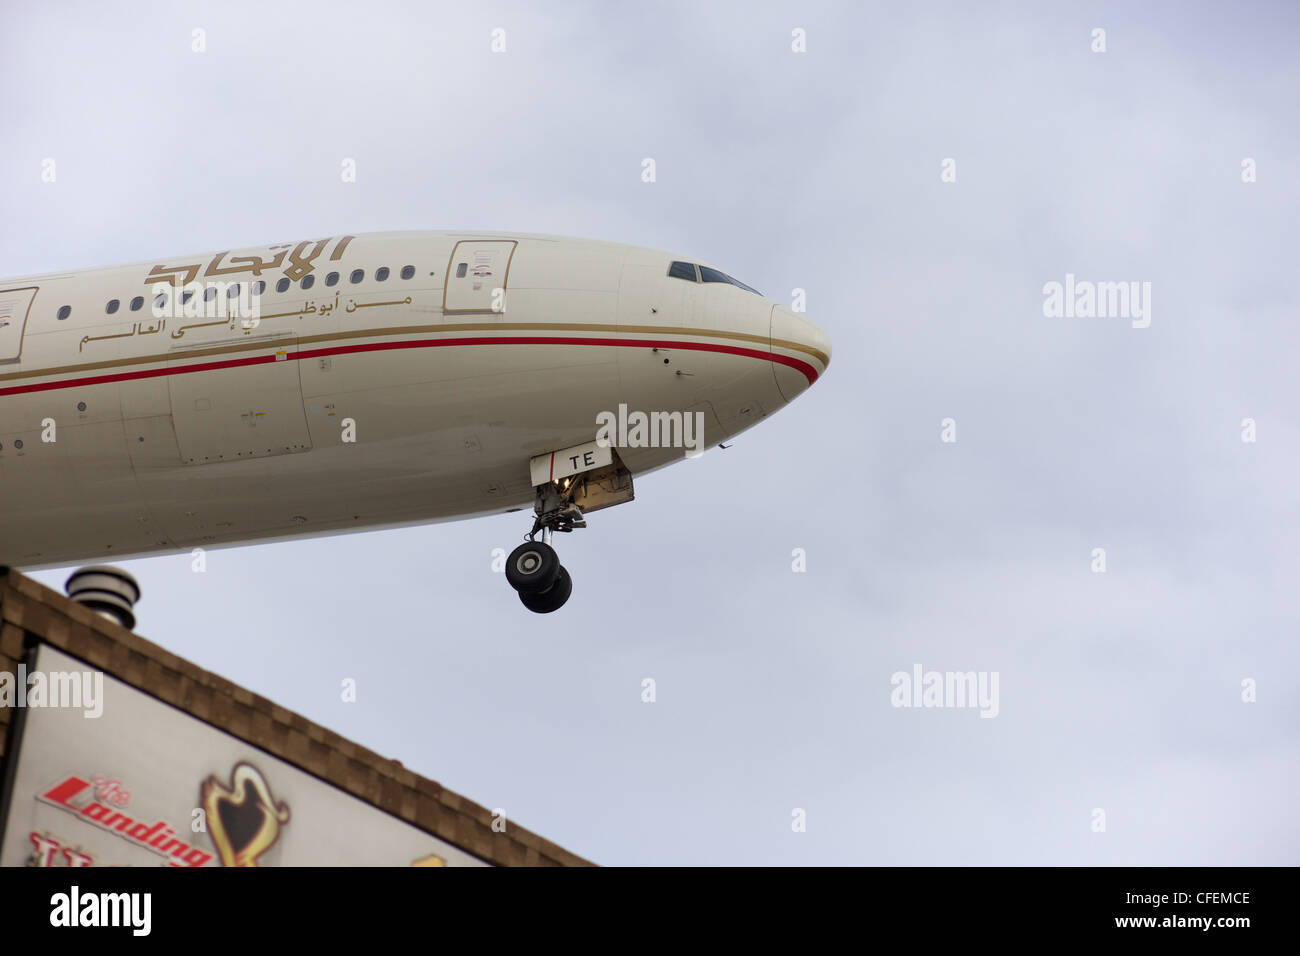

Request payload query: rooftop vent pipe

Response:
[65,566,141,630]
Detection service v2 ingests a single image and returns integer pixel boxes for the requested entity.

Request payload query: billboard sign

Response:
[0,646,487,867]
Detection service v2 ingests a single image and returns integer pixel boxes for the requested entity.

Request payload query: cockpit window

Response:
[726,274,762,296]
[669,260,762,296]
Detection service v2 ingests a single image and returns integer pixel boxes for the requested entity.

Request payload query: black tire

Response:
[505,540,561,593]
[519,565,572,614]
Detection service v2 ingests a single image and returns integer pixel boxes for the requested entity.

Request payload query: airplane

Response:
[0,231,831,612]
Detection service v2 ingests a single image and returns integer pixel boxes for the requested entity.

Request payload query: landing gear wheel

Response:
[518,565,572,614]
[506,541,561,593]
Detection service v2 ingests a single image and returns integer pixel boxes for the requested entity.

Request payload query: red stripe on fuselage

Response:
[0,336,819,398]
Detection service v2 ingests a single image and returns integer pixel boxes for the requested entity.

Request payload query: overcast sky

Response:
[4,0,1297,865]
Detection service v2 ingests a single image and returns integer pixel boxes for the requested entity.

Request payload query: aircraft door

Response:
[0,286,37,363]
[443,240,518,314]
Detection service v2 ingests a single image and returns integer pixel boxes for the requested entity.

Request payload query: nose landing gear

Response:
[505,482,583,614]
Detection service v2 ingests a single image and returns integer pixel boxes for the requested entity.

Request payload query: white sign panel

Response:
[0,646,487,867]
[529,439,613,486]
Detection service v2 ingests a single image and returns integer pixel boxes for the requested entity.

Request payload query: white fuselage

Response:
[0,231,830,568]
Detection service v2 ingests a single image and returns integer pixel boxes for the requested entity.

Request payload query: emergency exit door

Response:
[0,287,37,363]
[442,240,517,314]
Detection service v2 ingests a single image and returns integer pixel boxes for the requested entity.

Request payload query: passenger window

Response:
[153,293,167,310]
[276,278,290,293]
[252,280,266,295]
[301,275,315,290]
[181,291,193,304]
[376,266,390,281]
[325,272,339,286]
[350,269,364,284]
[699,266,730,284]
[204,286,217,301]
[129,296,143,311]
[668,261,698,281]
[106,299,119,314]
[227,284,240,298]
[57,305,71,320]
[400,265,415,279]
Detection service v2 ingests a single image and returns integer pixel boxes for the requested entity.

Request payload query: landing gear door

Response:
[443,240,517,314]
[0,286,37,363]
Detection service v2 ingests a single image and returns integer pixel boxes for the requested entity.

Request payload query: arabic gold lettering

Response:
[283,239,330,282]
[329,235,355,261]
[204,245,293,278]
[352,298,413,310]
[252,309,310,322]
[79,326,137,350]
[145,262,202,288]
[170,319,229,339]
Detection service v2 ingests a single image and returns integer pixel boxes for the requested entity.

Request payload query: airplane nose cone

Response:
[770,305,831,403]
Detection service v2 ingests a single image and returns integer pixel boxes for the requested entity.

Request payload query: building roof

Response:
[0,566,592,867]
